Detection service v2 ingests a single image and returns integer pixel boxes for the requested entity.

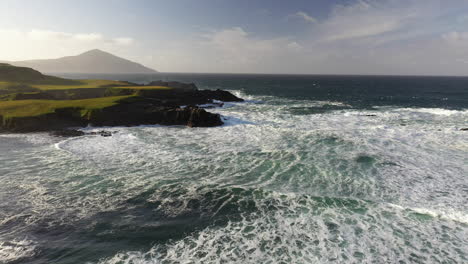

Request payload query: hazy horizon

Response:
[2,0,468,76]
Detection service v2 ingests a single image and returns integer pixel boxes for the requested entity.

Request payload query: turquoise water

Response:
[0,74,467,263]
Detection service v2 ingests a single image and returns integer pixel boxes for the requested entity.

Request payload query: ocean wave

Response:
[388,203,468,225]
[96,187,468,264]
[1,90,467,263]
[0,239,37,263]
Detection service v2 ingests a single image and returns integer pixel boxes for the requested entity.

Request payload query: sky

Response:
[1,0,468,75]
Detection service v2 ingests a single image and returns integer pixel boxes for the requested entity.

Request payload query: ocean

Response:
[0,74,467,263]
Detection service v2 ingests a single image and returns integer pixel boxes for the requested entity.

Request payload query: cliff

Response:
[0,65,243,132]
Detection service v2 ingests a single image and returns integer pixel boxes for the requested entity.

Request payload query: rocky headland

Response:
[0,64,243,134]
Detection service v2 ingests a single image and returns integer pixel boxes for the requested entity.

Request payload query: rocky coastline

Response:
[0,78,243,134]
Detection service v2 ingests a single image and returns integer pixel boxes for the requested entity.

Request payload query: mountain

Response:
[7,49,157,74]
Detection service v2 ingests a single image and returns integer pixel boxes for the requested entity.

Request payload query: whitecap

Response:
[0,238,37,263]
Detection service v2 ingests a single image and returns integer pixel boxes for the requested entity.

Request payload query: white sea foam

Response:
[0,239,37,263]
[50,95,467,208]
[0,132,56,145]
[1,92,467,263]
[392,107,468,116]
[398,205,468,225]
[96,190,468,264]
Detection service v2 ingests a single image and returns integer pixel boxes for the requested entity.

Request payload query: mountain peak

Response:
[79,49,113,57]
[10,50,158,74]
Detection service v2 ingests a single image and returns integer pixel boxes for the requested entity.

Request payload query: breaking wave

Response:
[0,90,467,263]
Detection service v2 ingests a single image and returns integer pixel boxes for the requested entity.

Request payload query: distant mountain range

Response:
[1,49,158,74]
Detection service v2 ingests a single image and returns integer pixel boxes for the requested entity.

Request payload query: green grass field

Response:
[0,65,176,124]
[113,85,173,90]
[0,80,173,92]
[0,81,34,90]
[0,64,176,121]
[0,95,132,118]
[30,79,130,90]
[0,81,175,120]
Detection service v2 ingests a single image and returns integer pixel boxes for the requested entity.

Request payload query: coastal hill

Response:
[0,63,79,84]
[0,64,243,132]
[4,49,157,74]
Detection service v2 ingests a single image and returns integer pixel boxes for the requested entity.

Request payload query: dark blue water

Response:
[1,74,467,263]
[59,73,468,109]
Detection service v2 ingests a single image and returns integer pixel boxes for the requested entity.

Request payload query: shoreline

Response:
[0,64,244,133]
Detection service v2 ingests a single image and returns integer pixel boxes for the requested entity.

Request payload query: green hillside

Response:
[0,64,160,128]
[0,63,80,84]
[0,96,132,119]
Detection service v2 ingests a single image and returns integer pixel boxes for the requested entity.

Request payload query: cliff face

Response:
[0,105,223,132]
[0,65,244,132]
[0,89,243,132]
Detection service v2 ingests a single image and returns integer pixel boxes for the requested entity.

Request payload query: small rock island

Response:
[0,63,243,133]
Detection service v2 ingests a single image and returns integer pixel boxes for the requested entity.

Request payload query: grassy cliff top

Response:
[0,65,177,122]
[0,95,132,118]
[0,80,175,91]
[33,79,131,90]
[113,85,172,90]
[0,79,129,90]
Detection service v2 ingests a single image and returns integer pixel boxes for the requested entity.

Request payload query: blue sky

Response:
[1,0,468,75]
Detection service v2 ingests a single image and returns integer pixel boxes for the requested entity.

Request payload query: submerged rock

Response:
[51,129,85,137]
[87,130,115,137]
[50,129,117,138]
[355,155,376,163]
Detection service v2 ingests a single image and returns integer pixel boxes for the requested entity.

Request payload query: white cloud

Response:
[3,0,468,75]
[294,11,317,24]
[26,30,105,42]
[312,0,423,42]
[442,31,468,42]
[27,30,69,40]
[198,27,310,69]
[113,37,134,46]
[0,29,135,61]
[145,27,318,73]
[287,41,303,52]
[132,0,468,75]
[75,33,104,42]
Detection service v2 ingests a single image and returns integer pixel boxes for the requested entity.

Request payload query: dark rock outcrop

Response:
[0,79,243,132]
[1,102,228,133]
[92,130,113,137]
[51,129,116,138]
[89,103,223,128]
[187,107,224,127]
[199,89,244,102]
[51,129,86,137]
